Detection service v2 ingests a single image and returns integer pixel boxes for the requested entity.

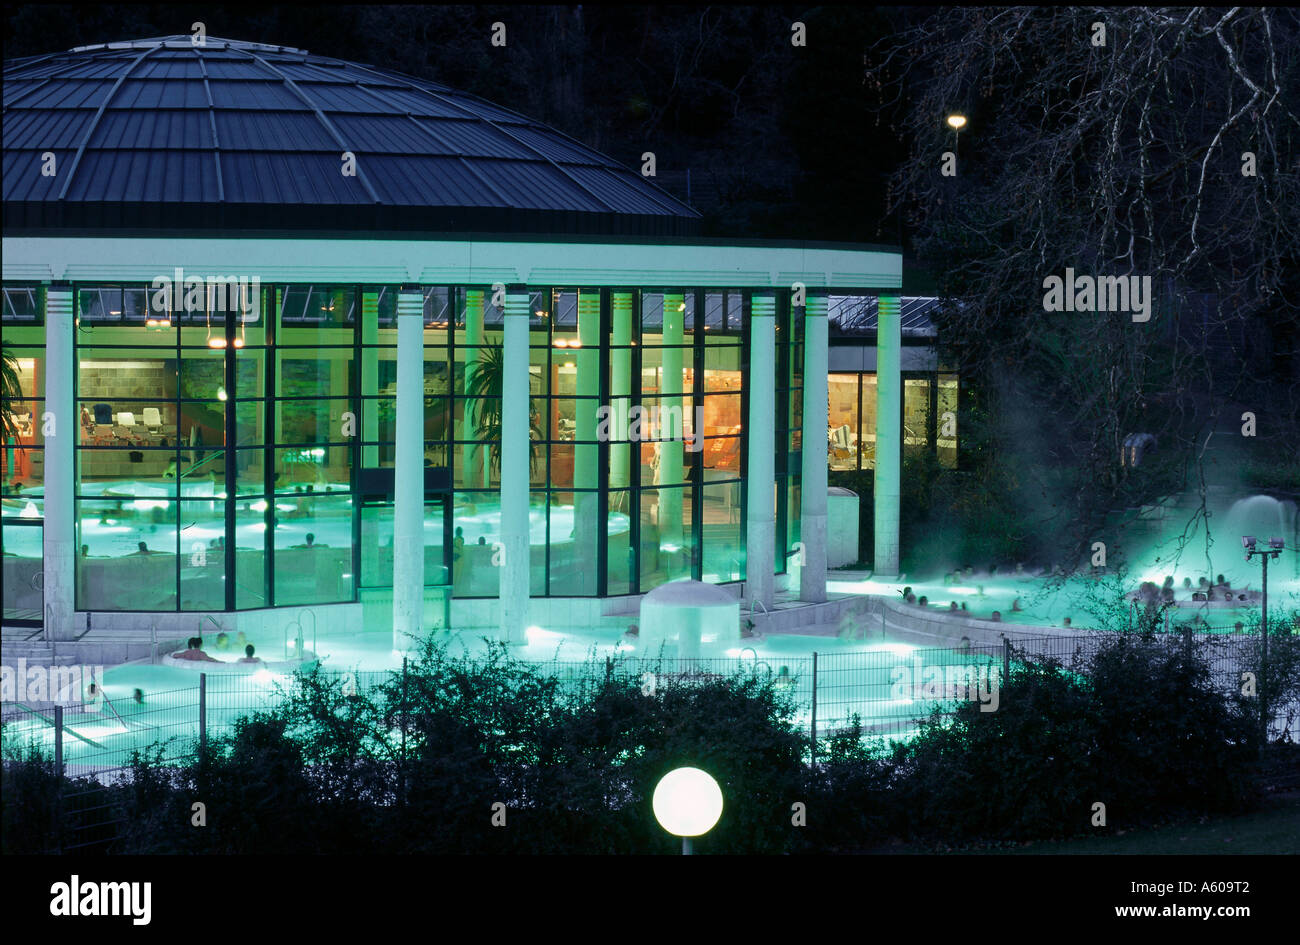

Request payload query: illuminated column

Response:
[499,286,531,644]
[328,340,349,475]
[573,290,600,593]
[800,294,828,602]
[43,285,75,640]
[874,295,902,577]
[393,287,425,648]
[361,291,379,468]
[746,292,776,608]
[658,293,684,548]
[461,288,485,488]
[609,292,633,490]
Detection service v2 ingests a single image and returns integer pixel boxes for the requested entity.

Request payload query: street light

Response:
[652,766,723,855]
[1244,535,1285,753]
[946,114,967,161]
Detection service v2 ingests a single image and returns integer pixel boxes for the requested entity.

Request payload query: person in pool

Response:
[238,644,262,665]
[174,636,221,662]
[215,631,231,651]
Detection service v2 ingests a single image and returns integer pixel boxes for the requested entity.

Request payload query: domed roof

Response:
[2,36,700,236]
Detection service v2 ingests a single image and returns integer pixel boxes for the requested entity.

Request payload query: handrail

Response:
[179,449,224,479]
[6,702,110,750]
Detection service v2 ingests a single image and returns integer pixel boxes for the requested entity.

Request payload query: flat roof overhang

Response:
[2,235,902,291]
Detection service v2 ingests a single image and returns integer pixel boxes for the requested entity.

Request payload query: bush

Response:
[1,629,1269,853]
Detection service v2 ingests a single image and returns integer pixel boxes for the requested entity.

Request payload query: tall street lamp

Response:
[1243,535,1285,751]
[947,113,967,159]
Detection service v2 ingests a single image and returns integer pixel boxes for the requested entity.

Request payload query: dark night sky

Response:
[4,3,914,244]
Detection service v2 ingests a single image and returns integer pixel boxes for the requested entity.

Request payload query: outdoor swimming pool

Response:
[1,623,998,772]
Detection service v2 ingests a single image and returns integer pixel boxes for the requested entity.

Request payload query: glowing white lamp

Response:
[946,114,967,130]
[652,766,723,854]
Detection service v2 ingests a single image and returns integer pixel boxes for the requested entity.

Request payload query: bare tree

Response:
[870,7,1300,567]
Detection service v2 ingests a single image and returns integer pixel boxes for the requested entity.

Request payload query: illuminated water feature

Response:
[1,479,632,559]
[3,620,998,771]
[830,495,1299,631]
[6,485,1295,770]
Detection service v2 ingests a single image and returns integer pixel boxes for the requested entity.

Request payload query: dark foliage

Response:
[3,630,1273,854]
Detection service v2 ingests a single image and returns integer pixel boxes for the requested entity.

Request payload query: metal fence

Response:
[3,629,1293,852]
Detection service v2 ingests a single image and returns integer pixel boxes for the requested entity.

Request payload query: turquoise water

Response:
[2,626,993,771]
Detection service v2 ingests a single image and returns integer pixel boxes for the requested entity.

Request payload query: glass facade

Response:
[4,281,810,612]
[827,370,958,470]
[1,285,45,622]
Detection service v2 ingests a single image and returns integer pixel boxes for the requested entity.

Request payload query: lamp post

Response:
[946,113,967,159]
[1243,535,1285,751]
[652,766,723,855]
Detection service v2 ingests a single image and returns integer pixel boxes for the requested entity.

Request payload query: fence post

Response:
[53,704,64,854]
[810,652,818,770]
[198,672,207,755]
[400,657,408,807]
[53,704,64,775]
[1259,622,1269,758]
[1002,636,1011,690]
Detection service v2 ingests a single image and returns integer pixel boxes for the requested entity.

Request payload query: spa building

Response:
[1,36,908,645]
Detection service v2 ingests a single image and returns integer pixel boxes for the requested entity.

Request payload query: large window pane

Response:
[938,374,959,468]
[904,377,931,454]
[76,498,178,610]
[828,373,859,471]
[701,482,743,583]
[452,490,499,596]
[546,491,599,596]
[273,494,352,606]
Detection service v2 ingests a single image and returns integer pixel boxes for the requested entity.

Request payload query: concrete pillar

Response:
[499,287,531,643]
[800,294,829,602]
[657,293,684,548]
[361,291,379,468]
[327,339,350,475]
[609,292,633,491]
[874,295,902,577]
[461,288,485,488]
[746,292,776,608]
[573,290,600,593]
[392,287,424,648]
[43,286,75,641]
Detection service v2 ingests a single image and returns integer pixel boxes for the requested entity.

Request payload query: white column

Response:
[800,294,829,602]
[746,293,776,608]
[392,287,425,648]
[609,292,633,490]
[874,295,902,577]
[499,287,531,644]
[361,291,379,468]
[573,290,600,594]
[461,288,485,488]
[657,293,684,549]
[43,286,75,641]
